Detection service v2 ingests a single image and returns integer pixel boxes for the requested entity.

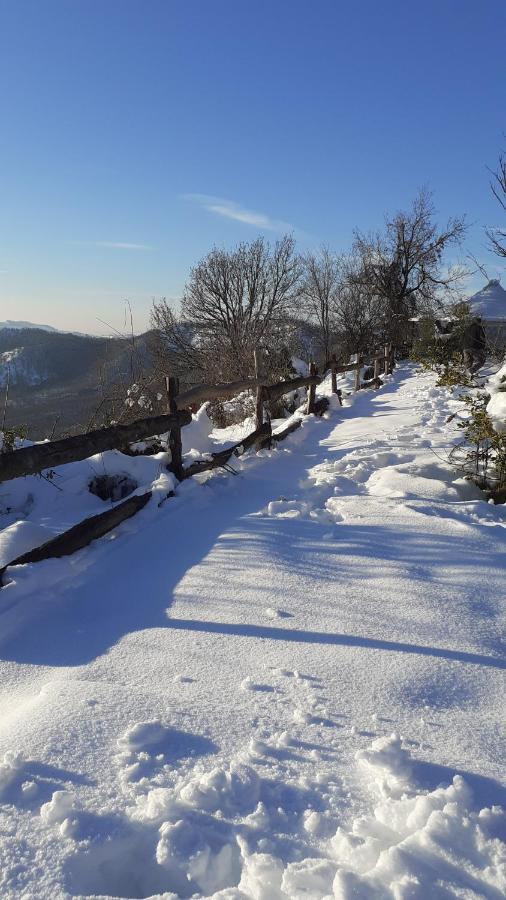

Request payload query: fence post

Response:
[166,375,183,480]
[384,344,390,376]
[331,355,338,394]
[253,349,264,430]
[354,355,362,392]
[373,351,381,387]
[253,349,271,449]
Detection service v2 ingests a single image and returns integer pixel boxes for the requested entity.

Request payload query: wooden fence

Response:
[0,345,394,584]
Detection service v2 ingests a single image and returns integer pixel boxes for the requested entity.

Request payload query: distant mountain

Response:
[0,320,59,332]
[467,279,506,322]
[0,326,154,439]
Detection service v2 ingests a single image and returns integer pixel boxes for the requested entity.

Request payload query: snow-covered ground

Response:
[0,364,504,899]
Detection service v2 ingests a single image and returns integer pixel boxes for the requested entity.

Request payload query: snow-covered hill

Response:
[0,347,48,387]
[0,320,58,332]
[0,366,504,899]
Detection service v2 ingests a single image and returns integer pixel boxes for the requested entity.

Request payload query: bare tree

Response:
[333,257,383,358]
[152,235,302,382]
[353,189,467,342]
[150,303,208,383]
[486,150,506,258]
[300,247,341,365]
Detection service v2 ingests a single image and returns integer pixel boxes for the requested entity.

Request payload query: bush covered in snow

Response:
[452,387,506,502]
[207,392,257,429]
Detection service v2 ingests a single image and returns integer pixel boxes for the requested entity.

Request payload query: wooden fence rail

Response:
[0,345,395,584]
[0,349,393,485]
[0,373,321,485]
[0,410,191,484]
[328,343,394,388]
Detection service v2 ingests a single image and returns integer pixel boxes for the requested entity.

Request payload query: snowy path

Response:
[0,365,504,899]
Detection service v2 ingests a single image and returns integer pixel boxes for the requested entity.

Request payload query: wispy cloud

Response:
[95,241,153,251]
[71,241,153,251]
[183,193,298,234]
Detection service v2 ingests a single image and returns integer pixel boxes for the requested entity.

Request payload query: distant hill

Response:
[0,320,59,332]
[0,316,321,441]
[0,327,154,439]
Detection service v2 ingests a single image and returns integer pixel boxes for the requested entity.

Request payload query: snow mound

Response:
[40,790,76,825]
[367,468,460,501]
[0,520,55,567]
[355,733,412,798]
[126,735,506,899]
[117,719,171,752]
[179,762,260,815]
[183,404,215,457]
[156,818,241,896]
[330,775,505,899]
[486,361,506,432]
[0,750,25,798]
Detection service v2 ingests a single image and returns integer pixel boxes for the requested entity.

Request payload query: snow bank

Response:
[367,468,461,501]
[486,361,506,432]
[118,719,171,752]
[331,772,504,899]
[0,520,56,567]
[182,404,215,458]
[355,732,412,797]
[93,732,505,899]
[156,818,241,896]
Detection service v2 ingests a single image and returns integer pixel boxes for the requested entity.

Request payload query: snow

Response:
[0,346,47,386]
[0,363,504,898]
[40,790,76,825]
[467,279,506,322]
[182,403,216,458]
[486,360,506,432]
[0,448,177,567]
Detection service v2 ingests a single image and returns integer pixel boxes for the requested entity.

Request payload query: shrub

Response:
[450,391,506,501]
[0,425,27,454]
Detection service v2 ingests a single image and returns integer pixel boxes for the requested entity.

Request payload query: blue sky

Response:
[0,0,505,334]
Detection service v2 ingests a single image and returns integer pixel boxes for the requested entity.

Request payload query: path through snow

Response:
[0,364,504,898]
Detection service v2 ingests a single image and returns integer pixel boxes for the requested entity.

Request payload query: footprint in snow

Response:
[241,677,275,693]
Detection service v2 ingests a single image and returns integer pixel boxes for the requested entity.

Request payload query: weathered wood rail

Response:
[176,374,320,409]
[0,411,191,483]
[0,372,322,485]
[0,491,152,587]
